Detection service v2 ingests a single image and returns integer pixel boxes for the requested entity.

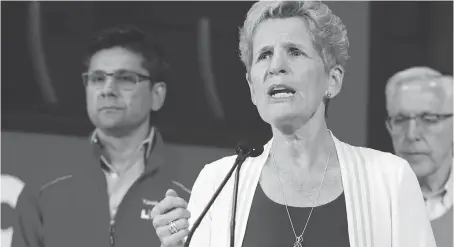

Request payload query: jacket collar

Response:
[90,126,165,175]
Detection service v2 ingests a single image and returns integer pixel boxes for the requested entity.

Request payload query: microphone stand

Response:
[184,150,251,247]
[230,157,243,247]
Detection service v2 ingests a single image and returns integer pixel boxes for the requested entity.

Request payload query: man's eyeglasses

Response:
[386,113,453,133]
[82,70,152,91]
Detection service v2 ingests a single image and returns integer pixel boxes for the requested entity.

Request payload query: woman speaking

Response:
[151,1,436,247]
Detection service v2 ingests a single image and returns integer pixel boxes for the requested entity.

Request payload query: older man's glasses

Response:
[386,113,453,133]
[82,70,151,91]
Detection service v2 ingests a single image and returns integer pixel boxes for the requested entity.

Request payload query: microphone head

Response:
[236,140,264,157]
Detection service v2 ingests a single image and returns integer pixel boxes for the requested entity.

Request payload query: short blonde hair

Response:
[239,1,350,73]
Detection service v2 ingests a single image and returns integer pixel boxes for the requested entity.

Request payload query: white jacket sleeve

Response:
[186,165,214,247]
[391,159,437,247]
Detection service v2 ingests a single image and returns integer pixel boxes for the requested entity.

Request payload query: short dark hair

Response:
[83,25,169,83]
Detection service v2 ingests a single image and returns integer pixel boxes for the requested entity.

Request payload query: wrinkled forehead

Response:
[252,18,312,49]
[387,78,452,114]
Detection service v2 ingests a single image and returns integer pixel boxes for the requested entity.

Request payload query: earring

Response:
[326,92,332,98]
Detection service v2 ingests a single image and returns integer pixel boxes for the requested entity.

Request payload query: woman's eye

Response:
[289,48,305,57]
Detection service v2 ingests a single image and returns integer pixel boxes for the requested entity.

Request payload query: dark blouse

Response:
[242,183,350,247]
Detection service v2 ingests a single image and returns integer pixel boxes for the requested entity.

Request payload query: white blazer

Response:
[187,133,436,247]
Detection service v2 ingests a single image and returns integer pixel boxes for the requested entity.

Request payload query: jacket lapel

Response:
[234,140,272,247]
[333,134,374,247]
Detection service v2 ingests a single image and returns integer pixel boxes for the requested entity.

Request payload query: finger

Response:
[166,189,178,197]
[153,208,191,228]
[156,218,189,238]
[152,196,188,216]
[161,229,189,247]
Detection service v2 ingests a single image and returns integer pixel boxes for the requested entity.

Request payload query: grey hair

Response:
[385,66,442,100]
[385,66,453,111]
[239,1,350,73]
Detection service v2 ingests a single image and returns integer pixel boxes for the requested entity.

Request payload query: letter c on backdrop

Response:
[1,174,25,247]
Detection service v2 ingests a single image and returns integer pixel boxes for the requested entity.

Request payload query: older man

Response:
[385,66,453,247]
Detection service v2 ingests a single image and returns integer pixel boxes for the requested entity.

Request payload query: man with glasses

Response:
[385,66,453,247]
[12,25,189,247]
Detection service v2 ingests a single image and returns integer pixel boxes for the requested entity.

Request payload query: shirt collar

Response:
[90,126,156,161]
[423,163,453,200]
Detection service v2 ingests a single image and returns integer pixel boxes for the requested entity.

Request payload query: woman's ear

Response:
[325,65,344,98]
[246,73,257,105]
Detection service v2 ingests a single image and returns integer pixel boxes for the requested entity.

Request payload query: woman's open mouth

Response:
[267,84,296,99]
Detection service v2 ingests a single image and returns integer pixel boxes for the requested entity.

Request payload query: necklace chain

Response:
[271,149,331,247]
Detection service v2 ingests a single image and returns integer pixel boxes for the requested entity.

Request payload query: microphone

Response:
[184,141,264,247]
[236,140,264,158]
[230,141,263,247]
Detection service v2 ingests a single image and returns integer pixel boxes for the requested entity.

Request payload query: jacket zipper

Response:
[109,220,115,246]
[106,171,156,246]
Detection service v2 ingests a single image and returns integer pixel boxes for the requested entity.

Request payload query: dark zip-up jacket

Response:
[12,130,190,247]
